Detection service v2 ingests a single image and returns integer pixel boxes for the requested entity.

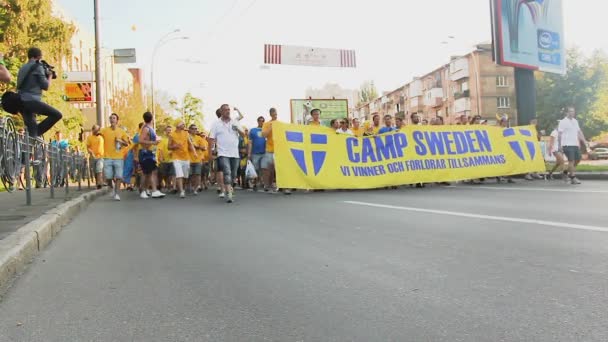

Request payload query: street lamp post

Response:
[93,0,103,127]
[150,30,189,125]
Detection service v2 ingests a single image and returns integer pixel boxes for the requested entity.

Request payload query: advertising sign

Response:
[491,0,566,75]
[273,122,545,189]
[64,82,93,102]
[290,99,349,126]
[265,44,356,68]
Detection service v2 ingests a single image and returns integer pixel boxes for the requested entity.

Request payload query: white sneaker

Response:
[146,190,152,196]
[113,194,121,201]
[180,191,186,198]
[570,177,581,185]
[151,190,166,198]
[140,191,149,199]
[219,192,225,199]
[227,192,233,203]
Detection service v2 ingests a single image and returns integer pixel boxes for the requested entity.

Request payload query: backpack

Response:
[1,63,39,114]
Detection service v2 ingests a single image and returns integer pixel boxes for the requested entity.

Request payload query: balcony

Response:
[424,88,444,107]
[409,79,423,98]
[454,90,470,99]
[450,57,470,81]
[454,97,471,113]
[409,97,424,112]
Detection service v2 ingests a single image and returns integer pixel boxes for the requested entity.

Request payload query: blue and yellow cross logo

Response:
[503,128,537,161]
[285,131,328,176]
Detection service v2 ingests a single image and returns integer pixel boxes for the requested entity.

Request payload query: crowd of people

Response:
[84,104,588,204]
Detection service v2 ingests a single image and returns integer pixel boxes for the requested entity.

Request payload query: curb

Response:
[0,188,107,297]
[575,172,608,180]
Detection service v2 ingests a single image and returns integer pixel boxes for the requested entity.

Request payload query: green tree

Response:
[0,0,81,143]
[169,92,204,129]
[536,48,608,138]
[357,81,378,106]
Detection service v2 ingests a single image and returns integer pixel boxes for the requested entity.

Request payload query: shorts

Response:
[190,162,203,176]
[140,158,158,175]
[90,157,103,174]
[173,160,190,179]
[160,162,175,177]
[251,153,264,172]
[202,162,210,177]
[261,152,274,169]
[104,159,124,180]
[218,156,240,185]
[563,146,582,162]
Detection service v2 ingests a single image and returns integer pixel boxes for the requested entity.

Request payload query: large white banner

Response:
[264,44,356,68]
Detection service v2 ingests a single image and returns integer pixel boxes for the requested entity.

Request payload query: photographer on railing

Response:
[16,47,62,138]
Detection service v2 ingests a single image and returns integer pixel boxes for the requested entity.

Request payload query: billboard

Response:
[64,82,93,102]
[290,99,349,126]
[265,44,356,68]
[491,0,565,75]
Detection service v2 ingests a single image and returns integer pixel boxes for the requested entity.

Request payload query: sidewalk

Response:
[0,186,97,241]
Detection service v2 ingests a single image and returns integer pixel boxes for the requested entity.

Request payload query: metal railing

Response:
[0,116,92,205]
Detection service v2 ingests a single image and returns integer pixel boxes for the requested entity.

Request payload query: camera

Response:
[40,60,57,79]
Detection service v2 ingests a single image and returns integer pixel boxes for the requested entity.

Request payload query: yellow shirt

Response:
[200,138,210,162]
[190,134,205,163]
[262,120,276,153]
[363,122,380,135]
[157,138,172,163]
[170,130,190,161]
[86,135,104,159]
[310,121,321,126]
[351,127,363,137]
[99,127,128,160]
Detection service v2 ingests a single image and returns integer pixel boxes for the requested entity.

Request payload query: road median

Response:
[0,188,107,297]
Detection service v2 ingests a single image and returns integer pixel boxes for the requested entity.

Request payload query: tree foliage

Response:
[169,92,204,130]
[0,0,82,144]
[357,81,378,106]
[536,48,608,138]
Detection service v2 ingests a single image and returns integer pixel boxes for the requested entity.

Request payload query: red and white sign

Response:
[264,44,356,68]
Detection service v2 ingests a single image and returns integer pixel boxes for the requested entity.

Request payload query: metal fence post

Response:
[49,144,55,199]
[24,136,32,206]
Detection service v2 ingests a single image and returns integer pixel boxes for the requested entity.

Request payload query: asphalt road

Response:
[1,180,607,342]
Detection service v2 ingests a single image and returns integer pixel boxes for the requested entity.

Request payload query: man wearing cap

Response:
[86,124,105,189]
[188,124,206,195]
[169,120,197,198]
[209,104,245,203]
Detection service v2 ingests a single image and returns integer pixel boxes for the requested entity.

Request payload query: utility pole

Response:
[94,0,103,127]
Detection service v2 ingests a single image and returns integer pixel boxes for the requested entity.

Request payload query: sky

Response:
[55,0,608,127]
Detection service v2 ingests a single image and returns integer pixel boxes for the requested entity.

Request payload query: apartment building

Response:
[355,43,518,125]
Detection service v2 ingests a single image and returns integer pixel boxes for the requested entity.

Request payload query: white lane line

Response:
[457,186,608,194]
[344,201,608,233]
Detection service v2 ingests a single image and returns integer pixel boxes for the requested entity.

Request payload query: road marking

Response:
[344,201,608,233]
[457,186,608,194]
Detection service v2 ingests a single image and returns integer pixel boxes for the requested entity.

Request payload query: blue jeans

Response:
[218,156,239,185]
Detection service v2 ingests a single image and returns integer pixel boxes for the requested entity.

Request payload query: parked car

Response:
[589,148,608,160]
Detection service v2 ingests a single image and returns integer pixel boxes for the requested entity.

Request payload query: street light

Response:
[150,30,189,124]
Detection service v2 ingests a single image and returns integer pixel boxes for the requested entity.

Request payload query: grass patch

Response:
[545,163,608,172]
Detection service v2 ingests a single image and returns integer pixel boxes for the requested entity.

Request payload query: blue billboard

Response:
[492,0,566,75]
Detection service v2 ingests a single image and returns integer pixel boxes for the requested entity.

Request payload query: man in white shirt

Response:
[336,119,353,135]
[558,106,588,184]
[209,104,245,203]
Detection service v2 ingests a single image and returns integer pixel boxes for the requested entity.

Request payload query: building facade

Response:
[355,44,518,126]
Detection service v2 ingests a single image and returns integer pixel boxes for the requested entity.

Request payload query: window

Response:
[461,81,469,92]
[496,75,508,87]
[497,96,510,108]
[396,103,400,112]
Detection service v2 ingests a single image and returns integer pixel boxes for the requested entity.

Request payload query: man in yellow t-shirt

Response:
[169,120,197,198]
[309,108,322,126]
[363,114,381,136]
[99,113,129,201]
[351,118,364,137]
[188,124,206,194]
[199,130,211,190]
[157,125,174,192]
[262,107,291,194]
[86,124,105,189]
